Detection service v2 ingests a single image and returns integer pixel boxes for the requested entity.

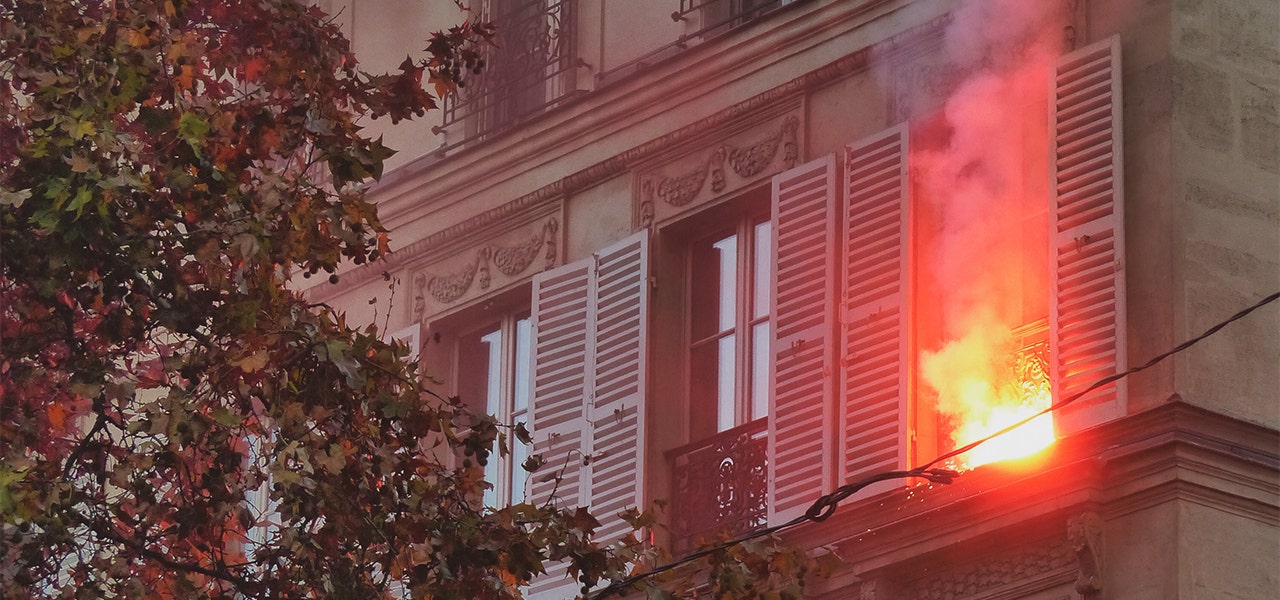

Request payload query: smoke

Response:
[916,0,1069,465]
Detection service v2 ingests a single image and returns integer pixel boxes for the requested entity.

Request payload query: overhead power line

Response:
[588,290,1280,600]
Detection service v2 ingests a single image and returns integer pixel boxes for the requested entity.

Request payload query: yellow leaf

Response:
[128,29,148,47]
[233,351,270,373]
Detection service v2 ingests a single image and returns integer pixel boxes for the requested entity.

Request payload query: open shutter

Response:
[1050,35,1127,433]
[527,232,650,597]
[840,125,911,489]
[586,233,649,545]
[528,258,593,600]
[768,155,838,525]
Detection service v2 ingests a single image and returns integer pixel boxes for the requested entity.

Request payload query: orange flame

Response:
[922,317,1054,469]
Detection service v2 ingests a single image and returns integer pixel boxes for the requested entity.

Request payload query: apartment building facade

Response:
[309,0,1280,598]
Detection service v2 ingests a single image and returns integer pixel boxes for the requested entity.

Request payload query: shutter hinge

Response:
[648,275,658,289]
[1074,234,1092,252]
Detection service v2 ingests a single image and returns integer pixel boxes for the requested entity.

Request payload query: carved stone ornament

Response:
[424,252,480,304]
[709,145,727,193]
[415,217,560,315]
[638,198,655,228]
[542,217,559,270]
[653,156,712,207]
[903,539,1074,600]
[492,230,544,277]
[724,115,799,178]
[1068,512,1104,600]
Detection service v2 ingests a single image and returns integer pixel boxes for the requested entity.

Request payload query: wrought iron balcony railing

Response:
[672,0,787,31]
[439,0,578,143]
[667,418,768,552]
[596,0,803,85]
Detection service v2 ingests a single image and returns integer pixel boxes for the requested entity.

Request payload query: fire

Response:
[952,397,1054,468]
[909,0,1070,472]
[921,317,1055,469]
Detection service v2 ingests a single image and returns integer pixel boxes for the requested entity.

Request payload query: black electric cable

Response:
[586,291,1279,600]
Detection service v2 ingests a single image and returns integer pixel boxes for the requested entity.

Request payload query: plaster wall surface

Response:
[564,173,631,263]
[1103,501,1181,600]
[1178,501,1280,599]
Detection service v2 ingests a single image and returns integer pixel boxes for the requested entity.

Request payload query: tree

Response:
[0,1,819,597]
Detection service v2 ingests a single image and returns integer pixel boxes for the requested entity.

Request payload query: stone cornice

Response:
[791,401,1278,578]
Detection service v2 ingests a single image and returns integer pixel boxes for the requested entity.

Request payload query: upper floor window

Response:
[440,0,578,143]
[456,310,533,508]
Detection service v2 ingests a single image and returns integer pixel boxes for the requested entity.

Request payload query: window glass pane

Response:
[510,423,528,503]
[750,321,770,421]
[753,221,772,320]
[481,329,503,417]
[483,452,499,508]
[717,333,736,432]
[690,340,721,439]
[715,235,738,332]
[457,325,500,417]
[691,233,737,340]
[513,317,532,413]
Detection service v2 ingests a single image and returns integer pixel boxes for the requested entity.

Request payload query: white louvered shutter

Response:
[840,125,911,489]
[768,155,838,525]
[586,233,649,545]
[528,258,593,600]
[1050,35,1127,433]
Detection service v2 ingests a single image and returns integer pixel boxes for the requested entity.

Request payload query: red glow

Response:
[912,0,1068,471]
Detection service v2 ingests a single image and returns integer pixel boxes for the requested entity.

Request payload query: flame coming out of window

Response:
[922,318,1054,469]
[909,0,1071,471]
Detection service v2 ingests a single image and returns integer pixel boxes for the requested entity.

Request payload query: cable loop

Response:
[803,493,840,522]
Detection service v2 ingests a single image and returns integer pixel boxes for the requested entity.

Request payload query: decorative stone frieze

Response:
[411,215,561,321]
[726,114,798,178]
[902,538,1074,600]
[635,112,803,228]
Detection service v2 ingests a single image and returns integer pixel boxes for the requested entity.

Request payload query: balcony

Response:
[439,0,578,145]
[672,0,789,31]
[667,419,768,552]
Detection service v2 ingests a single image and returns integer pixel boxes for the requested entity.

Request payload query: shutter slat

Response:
[1051,36,1127,434]
[840,125,911,492]
[768,155,838,525]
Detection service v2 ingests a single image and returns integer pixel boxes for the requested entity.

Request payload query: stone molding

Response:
[805,401,1276,599]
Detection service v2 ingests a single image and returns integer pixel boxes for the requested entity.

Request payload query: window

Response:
[688,217,772,438]
[455,311,533,508]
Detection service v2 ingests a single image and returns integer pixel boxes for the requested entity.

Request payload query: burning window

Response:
[909,13,1089,469]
